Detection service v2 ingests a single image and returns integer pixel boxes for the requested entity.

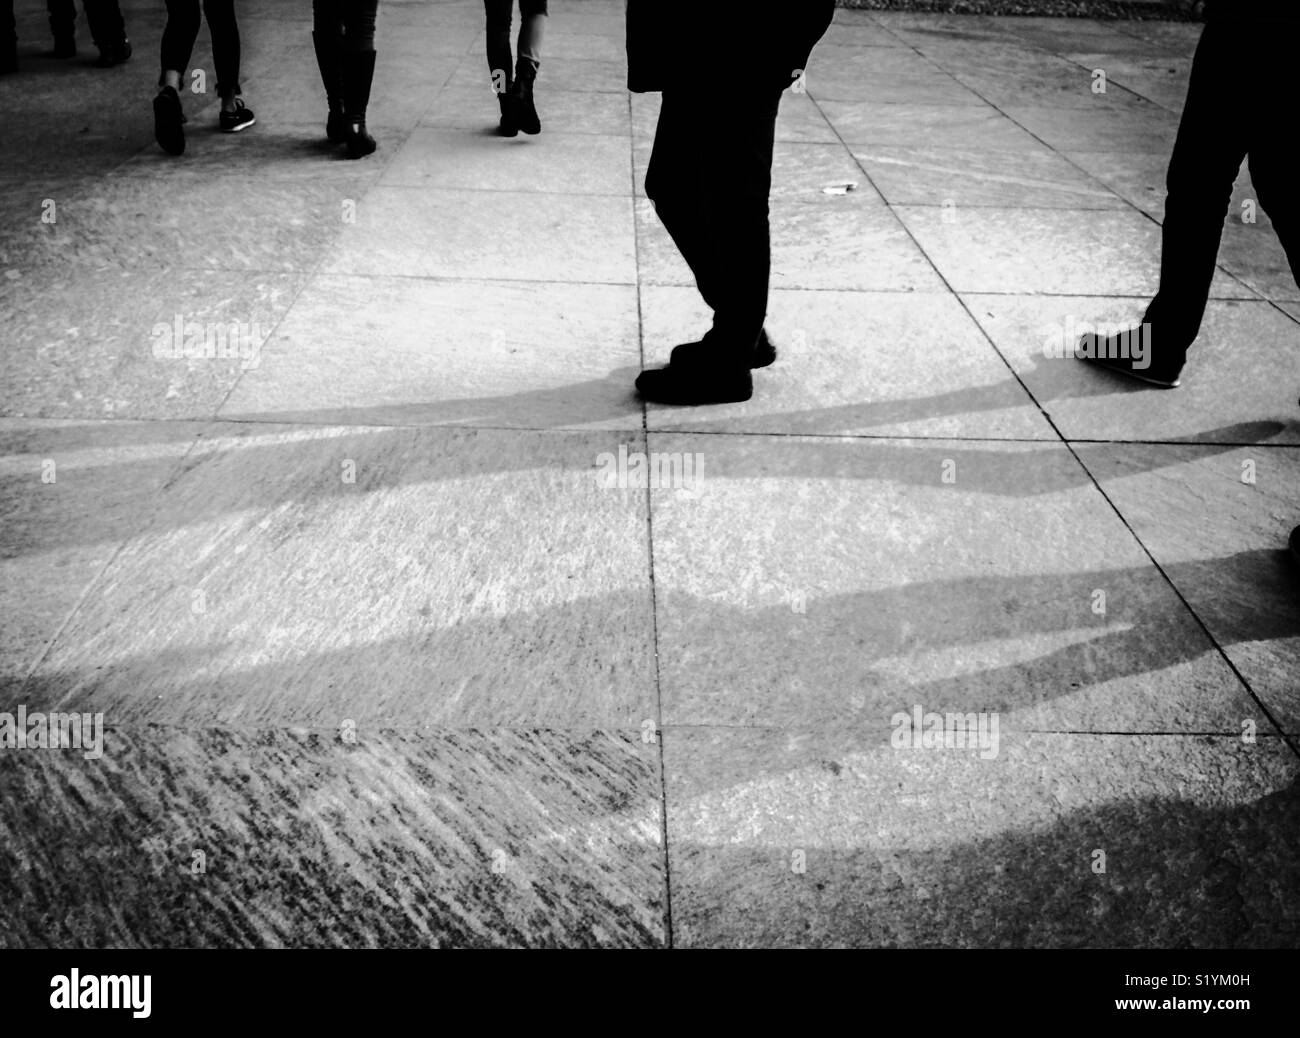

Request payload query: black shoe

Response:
[341,49,378,158]
[513,65,540,135]
[635,365,753,405]
[1291,525,1300,567]
[219,97,256,133]
[0,44,16,74]
[671,329,777,370]
[48,37,76,59]
[153,86,186,155]
[1077,330,1183,388]
[312,31,347,143]
[95,38,131,67]
[496,92,519,137]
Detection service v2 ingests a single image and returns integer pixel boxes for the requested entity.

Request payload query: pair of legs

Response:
[637,86,784,402]
[48,0,128,56]
[158,0,243,108]
[483,0,546,135]
[153,0,252,154]
[311,0,379,157]
[1089,18,1299,386]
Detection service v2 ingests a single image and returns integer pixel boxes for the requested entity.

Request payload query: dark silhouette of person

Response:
[1080,0,1300,388]
[483,0,547,137]
[628,0,835,405]
[153,0,255,155]
[46,0,131,64]
[0,0,130,71]
[310,0,381,158]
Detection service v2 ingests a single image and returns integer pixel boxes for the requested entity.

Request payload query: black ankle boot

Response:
[0,42,16,73]
[671,328,777,370]
[497,90,519,137]
[312,31,347,143]
[513,61,540,135]
[48,35,76,58]
[341,49,378,158]
[94,38,132,67]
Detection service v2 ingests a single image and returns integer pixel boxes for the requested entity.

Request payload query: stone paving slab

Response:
[13,424,658,730]
[665,730,1299,948]
[964,295,1300,444]
[646,433,1266,734]
[0,266,307,420]
[895,206,1255,298]
[321,185,637,284]
[219,274,644,430]
[1079,443,1300,732]
[0,419,208,685]
[0,726,664,948]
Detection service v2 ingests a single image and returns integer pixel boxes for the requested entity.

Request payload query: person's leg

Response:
[693,87,782,367]
[483,0,516,133]
[645,91,717,310]
[47,0,77,55]
[1080,20,1250,387]
[516,0,545,72]
[154,0,200,154]
[1246,52,1300,295]
[313,0,347,141]
[1142,21,1251,363]
[339,0,379,157]
[159,0,200,88]
[85,0,131,65]
[483,0,512,92]
[201,0,245,116]
[637,87,781,402]
[511,0,546,134]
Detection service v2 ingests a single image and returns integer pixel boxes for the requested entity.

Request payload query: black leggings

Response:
[48,0,127,49]
[313,0,378,54]
[159,0,241,98]
[484,0,546,89]
[646,87,784,365]
[1144,18,1300,358]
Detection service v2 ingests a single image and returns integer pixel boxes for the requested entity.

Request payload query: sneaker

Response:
[95,38,132,67]
[219,98,256,133]
[671,329,778,370]
[635,364,753,405]
[153,86,186,155]
[1077,330,1183,388]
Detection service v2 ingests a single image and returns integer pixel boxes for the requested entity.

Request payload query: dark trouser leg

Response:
[83,0,126,49]
[647,87,781,367]
[313,0,344,103]
[646,92,723,313]
[517,0,547,76]
[1251,143,1300,293]
[3,0,15,46]
[159,0,201,82]
[483,0,512,92]
[201,0,240,98]
[48,0,76,42]
[702,89,780,362]
[1246,44,1300,296]
[1142,20,1249,359]
[341,0,377,52]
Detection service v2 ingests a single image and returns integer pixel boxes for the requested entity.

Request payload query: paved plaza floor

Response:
[1,0,1297,947]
